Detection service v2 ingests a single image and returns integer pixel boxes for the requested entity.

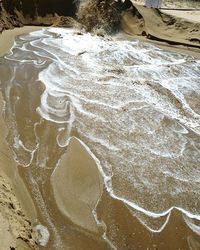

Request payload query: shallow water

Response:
[0,28,200,249]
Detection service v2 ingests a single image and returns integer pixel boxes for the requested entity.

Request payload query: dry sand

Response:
[130,0,200,8]
[122,2,200,53]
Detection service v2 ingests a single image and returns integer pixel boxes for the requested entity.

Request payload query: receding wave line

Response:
[1,27,200,234]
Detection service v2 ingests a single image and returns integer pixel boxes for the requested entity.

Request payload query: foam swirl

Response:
[0,28,200,241]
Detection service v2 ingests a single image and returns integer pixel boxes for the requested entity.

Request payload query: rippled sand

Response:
[0,27,200,249]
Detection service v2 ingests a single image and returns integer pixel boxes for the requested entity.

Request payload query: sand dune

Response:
[122,2,200,48]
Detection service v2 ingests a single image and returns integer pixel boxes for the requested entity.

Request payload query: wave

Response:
[0,27,200,248]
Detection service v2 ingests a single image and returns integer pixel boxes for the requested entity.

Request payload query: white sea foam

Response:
[1,27,200,233]
[35,224,50,246]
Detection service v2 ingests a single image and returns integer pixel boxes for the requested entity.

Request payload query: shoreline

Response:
[0,92,39,249]
[0,26,43,56]
[0,92,37,221]
[120,30,200,59]
[1,24,199,59]
[0,21,200,249]
[0,27,44,248]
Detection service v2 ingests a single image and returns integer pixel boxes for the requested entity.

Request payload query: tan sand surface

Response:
[0,27,41,248]
[0,173,39,250]
[51,137,104,233]
[0,26,43,56]
[130,0,200,8]
[0,80,37,222]
[122,3,200,56]
[0,17,200,249]
[162,10,200,23]
[130,3,200,46]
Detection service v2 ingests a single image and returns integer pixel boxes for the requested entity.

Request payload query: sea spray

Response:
[76,0,122,33]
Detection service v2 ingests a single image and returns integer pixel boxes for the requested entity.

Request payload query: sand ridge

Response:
[122,2,200,49]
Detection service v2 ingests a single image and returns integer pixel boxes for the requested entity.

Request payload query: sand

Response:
[0,7,200,248]
[0,92,39,249]
[0,26,43,57]
[137,6,199,46]
[0,27,42,249]
[0,173,38,250]
[161,10,200,23]
[51,137,104,233]
[130,0,200,8]
[121,3,200,59]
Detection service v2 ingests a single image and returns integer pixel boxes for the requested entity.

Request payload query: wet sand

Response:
[0,23,200,250]
[0,26,43,249]
[0,26,43,56]
[0,93,38,249]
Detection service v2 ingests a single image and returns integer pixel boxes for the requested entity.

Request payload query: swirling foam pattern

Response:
[0,28,200,241]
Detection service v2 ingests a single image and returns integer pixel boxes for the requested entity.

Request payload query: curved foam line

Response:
[183,215,200,236]
[2,28,200,235]
[132,211,171,233]
[69,136,200,233]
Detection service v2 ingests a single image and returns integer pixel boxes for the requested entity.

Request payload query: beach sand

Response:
[0,172,38,250]
[0,26,43,57]
[122,2,200,56]
[0,94,39,250]
[0,26,42,249]
[0,6,200,248]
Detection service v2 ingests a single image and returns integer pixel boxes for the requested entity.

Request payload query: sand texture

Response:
[122,2,200,48]
[0,26,42,56]
[0,173,39,250]
[0,92,39,249]
[0,26,199,249]
[0,1,200,248]
[51,137,103,233]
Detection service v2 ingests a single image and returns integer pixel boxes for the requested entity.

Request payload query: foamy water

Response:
[0,28,200,248]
